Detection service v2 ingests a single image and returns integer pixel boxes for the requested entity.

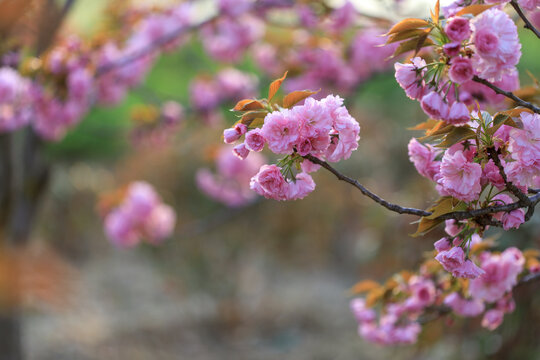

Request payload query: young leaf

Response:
[384,18,430,36]
[435,126,476,148]
[411,217,444,237]
[268,71,288,102]
[456,4,496,16]
[237,110,267,128]
[349,279,380,295]
[408,119,442,131]
[282,89,319,108]
[232,99,264,112]
[431,0,440,25]
[425,197,466,220]
[497,107,533,118]
[365,286,386,307]
[390,35,434,58]
[386,28,430,45]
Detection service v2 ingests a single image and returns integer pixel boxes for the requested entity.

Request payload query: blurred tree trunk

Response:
[0,130,50,360]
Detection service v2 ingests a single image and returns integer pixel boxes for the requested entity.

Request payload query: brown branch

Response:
[487,147,530,204]
[303,154,540,223]
[303,154,430,217]
[510,0,540,39]
[96,14,218,77]
[472,76,540,114]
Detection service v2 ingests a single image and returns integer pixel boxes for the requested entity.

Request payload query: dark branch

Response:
[487,147,530,204]
[303,154,430,217]
[472,76,540,114]
[96,14,217,77]
[510,0,540,39]
[304,154,540,223]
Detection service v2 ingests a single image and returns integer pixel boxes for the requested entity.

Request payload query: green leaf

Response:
[435,126,476,148]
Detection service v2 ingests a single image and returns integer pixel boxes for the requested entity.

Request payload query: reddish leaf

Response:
[349,279,380,295]
[390,35,433,58]
[386,28,430,44]
[268,71,288,101]
[237,110,267,128]
[232,99,264,112]
[431,0,440,24]
[384,18,430,36]
[282,89,319,108]
[456,4,496,16]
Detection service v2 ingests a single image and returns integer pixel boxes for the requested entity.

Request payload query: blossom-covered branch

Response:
[472,76,540,114]
[304,153,540,223]
[510,0,540,39]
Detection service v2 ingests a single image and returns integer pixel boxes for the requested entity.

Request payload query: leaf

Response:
[408,119,442,131]
[411,217,444,237]
[523,249,540,259]
[232,99,264,112]
[237,110,267,128]
[390,35,434,58]
[282,89,320,108]
[497,108,534,118]
[486,115,518,136]
[365,286,386,307]
[431,0,440,25]
[268,71,288,102]
[512,86,539,100]
[349,280,380,295]
[425,197,465,220]
[435,126,476,148]
[384,18,430,36]
[386,28,431,45]
[456,4,496,16]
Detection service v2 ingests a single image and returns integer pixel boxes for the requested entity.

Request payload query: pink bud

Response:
[446,102,470,126]
[233,142,249,160]
[223,128,241,144]
[443,42,461,57]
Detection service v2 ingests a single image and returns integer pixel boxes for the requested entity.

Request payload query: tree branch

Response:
[96,14,217,77]
[487,147,530,205]
[472,76,540,114]
[303,154,540,223]
[510,0,540,39]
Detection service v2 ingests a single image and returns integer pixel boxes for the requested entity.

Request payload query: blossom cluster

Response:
[103,181,176,248]
[222,85,360,201]
[350,233,538,345]
[347,0,540,346]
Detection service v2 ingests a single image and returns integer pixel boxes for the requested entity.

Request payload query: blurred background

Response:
[4,0,539,359]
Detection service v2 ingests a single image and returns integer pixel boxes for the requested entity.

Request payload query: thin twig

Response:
[487,147,530,205]
[96,14,218,77]
[303,154,540,223]
[472,76,540,114]
[510,0,540,39]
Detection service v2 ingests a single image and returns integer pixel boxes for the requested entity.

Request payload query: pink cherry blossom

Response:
[447,102,470,126]
[407,138,441,180]
[469,248,525,302]
[449,57,474,84]
[250,164,289,200]
[481,309,504,330]
[245,128,266,152]
[261,109,300,154]
[471,9,521,81]
[394,57,426,100]
[445,17,471,42]
[233,142,250,160]
[438,149,482,202]
[421,92,449,120]
[444,292,485,317]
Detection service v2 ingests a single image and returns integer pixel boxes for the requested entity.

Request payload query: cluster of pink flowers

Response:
[350,276,435,345]
[394,8,522,124]
[350,240,528,344]
[223,94,360,201]
[408,111,538,212]
[196,146,265,207]
[104,181,176,248]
